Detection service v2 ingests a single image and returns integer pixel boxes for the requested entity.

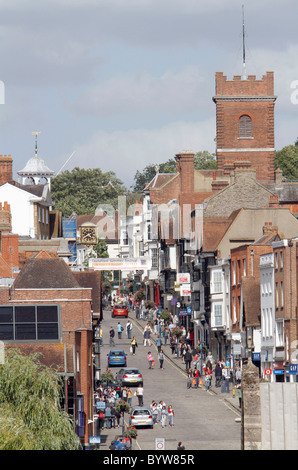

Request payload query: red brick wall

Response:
[214,72,276,182]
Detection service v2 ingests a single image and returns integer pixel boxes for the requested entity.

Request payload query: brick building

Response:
[213,71,276,183]
[0,257,94,448]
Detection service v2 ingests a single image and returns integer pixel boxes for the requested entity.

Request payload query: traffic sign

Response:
[89,436,101,444]
[155,438,165,450]
[264,368,272,376]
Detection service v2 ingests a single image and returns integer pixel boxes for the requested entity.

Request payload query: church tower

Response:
[213,7,276,182]
[213,71,276,182]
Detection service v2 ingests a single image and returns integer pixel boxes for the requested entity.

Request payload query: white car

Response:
[129,407,153,428]
[116,367,143,386]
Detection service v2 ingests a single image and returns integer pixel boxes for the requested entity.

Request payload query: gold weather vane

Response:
[32,130,41,156]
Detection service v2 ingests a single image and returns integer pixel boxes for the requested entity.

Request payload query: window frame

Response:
[239,114,252,138]
[0,304,61,343]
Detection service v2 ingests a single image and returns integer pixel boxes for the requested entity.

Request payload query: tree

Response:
[275,143,298,180]
[0,348,81,450]
[131,151,217,192]
[51,167,127,217]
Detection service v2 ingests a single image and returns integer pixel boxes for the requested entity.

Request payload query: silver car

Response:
[129,407,153,428]
[116,367,143,386]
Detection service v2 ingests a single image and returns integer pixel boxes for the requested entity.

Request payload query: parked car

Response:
[112,304,128,318]
[116,367,143,386]
[129,407,153,428]
[107,349,127,367]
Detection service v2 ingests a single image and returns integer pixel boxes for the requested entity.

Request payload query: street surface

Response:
[98,309,241,451]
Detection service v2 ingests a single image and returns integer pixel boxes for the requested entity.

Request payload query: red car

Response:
[112,304,128,318]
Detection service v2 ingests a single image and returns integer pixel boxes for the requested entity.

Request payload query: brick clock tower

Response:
[213,71,276,182]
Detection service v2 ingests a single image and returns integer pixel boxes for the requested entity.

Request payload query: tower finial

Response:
[32,131,41,156]
[242,4,247,80]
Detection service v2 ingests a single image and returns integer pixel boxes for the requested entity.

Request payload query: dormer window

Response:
[239,114,252,138]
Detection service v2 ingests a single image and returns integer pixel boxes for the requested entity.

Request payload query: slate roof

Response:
[13,258,80,289]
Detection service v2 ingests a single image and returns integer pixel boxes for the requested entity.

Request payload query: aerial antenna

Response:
[56,151,76,177]
[242,4,247,80]
[32,130,41,156]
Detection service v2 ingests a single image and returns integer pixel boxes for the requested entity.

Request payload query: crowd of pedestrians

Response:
[99,292,243,450]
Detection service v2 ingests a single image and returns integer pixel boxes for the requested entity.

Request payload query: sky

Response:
[1,0,298,189]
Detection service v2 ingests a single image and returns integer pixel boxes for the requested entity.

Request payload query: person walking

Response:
[186,368,193,389]
[155,335,162,352]
[168,405,174,427]
[158,349,165,369]
[109,327,115,346]
[161,406,167,428]
[222,366,231,393]
[99,326,103,346]
[136,385,144,406]
[130,336,138,355]
[194,368,200,388]
[215,361,222,388]
[117,322,123,339]
[126,320,133,339]
[147,351,154,369]
[184,349,192,371]
[127,388,133,408]
[143,323,152,346]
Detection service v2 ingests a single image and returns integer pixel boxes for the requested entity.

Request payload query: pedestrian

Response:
[186,368,193,389]
[194,368,200,388]
[109,327,115,346]
[161,406,167,428]
[99,326,103,346]
[163,326,169,346]
[143,324,152,346]
[117,322,123,339]
[205,366,212,391]
[127,388,133,408]
[152,402,159,424]
[155,334,162,352]
[130,336,138,355]
[222,366,231,393]
[136,385,144,406]
[184,349,192,371]
[109,440,116,450]
[236,367,242,384]
[135,303,140,319]
[168,405,174,427]
[122,386,127,402]
[237,385,242,408]
[158,349,165,369]
[116,438,126,450]
[105,403,112,429]
[177,442,185,450]
[215,361,222,388]
[126,320,133,339]
[147,351,154,369]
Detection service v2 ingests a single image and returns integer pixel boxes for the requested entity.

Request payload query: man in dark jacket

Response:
[215,362,222,387]
[184,350,193,370]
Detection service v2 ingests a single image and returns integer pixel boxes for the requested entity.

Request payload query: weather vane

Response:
[32,131,41,156]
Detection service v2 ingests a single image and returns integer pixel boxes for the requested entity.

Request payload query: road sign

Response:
[264,368,272,376]
[155,438,165,450]
[89,436,101,444]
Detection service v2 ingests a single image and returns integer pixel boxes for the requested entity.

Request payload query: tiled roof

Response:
[13,258,80,289]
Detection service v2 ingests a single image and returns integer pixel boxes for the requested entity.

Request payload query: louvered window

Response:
[239,114,252,137]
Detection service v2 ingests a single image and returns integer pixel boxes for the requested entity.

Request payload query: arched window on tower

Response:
[239,114,252,138]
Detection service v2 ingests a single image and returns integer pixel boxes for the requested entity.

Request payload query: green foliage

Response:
[131,151,217,192]
[51,167,127,217]
[0,348,81,450]
[275,144,298,180]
